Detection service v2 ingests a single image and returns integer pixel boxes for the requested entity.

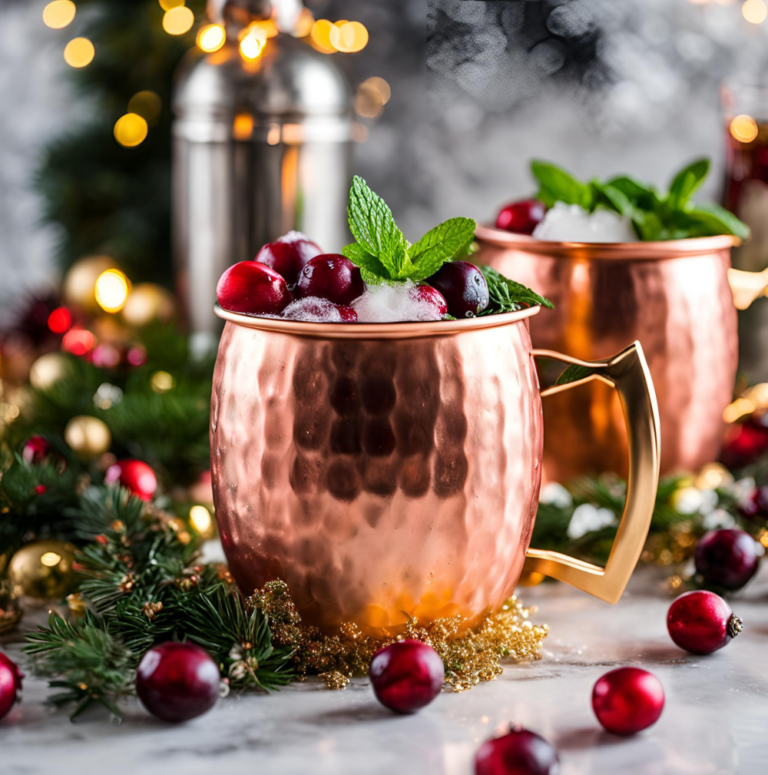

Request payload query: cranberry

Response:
[495,199,546,235]
[216,261,292,316]
[592,667,664,735]
[22,436,51,465]
[694,528,759,590]
[296,254,365,306]
[338,305,358,322]
[369,640,444,714]
[475,726,560,775]
[427,261,489,318]
[136,642,220,722]
[411,285,448,318]
[0,652,23,720]
[738,486,768,521]
[105,459,158,501]
[667,590,743,655]
[255,232,322,288]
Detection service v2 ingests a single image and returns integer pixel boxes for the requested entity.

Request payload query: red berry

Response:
[592,667,664,735]
[411,285,448,318]
[720,422,768,469]
[738,486,768,522]
[369,640,444,714]
[667,590,743,654]
[296,254,365,306]
[255,232,322,289]
[35,484,47,495]
[136,642,220,723]
[22,436,51,465]
[694,528,759,590]
[105,459,158,502]
[0,652,23,720]
[495,200,546,235]
[338,305,358,322]
[475,726,560,775]
[427,261,489,318]
[216,261,292,316]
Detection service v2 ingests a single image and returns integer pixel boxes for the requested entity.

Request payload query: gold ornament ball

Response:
[122,283,176,327]
[29,352,68,390]
[8,540,79,600]
[64,415,112,458]
[63,256,118,312]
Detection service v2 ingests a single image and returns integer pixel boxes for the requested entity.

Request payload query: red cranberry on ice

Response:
[296,254,365,306]
[411,285,448,318]
[255,231,322,288]
[216,261,292,316]
[495,199,546,235]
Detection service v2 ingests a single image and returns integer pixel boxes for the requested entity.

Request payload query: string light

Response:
[742,0,768,23]
[114,113,149,147]
[63,37,95,68]
[95,269,130,313]
[151,371,175,393]
[197,23,226,53]
[355,76,392,118]
[329,21,369,53]
[254,19,279,38]
[43,0,76,29]
[62,327,96,356]
[233,113,254,140]
[158,0,184,10]
[730,114,758,142]
[310,19,337,53]
[163,6,194,35]
[128,91,162,124]
[47,307,72,334]
[292,8,314,37]
[239,24,268,61]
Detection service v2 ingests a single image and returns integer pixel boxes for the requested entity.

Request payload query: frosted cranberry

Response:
[592,667,664,735]
[495,199,546,235]
[255,233,322,288]
[105,459,158,501]
[22,436,51,465]
[216,261,292,316]
[694,528,759,590]
[427,261,489,318]
[667,590,743,655]
[0,652,23,720]
[475,726,560,775]
[369,640,444,714]
[136,642,220,722]
[411,285,448,318]
[296,254,365,306]
[338,305,358,322]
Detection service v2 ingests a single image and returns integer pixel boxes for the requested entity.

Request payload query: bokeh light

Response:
[151,371,175,393]
[163,6,194,35]
[239,24,268,60]
[329,21,369,53]
[254,19,279,38]
[159,0,184,9]
[233,113,254,141]
[63,37,95,68]
[355,77,392,118]
[40,552,63,568]
[730,114,759,142]
[197,23,226,53]
[743,0,768,23]
[95,269,130,313]
[310,19,337,53]
[189,505,214,537]
[127,91,162,124]
[62,327,96,356]
[293,8,314,37]
[114,113,149,147]
[43,0,76,29]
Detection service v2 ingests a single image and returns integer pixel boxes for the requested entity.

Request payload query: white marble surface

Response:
[2,568,767,775]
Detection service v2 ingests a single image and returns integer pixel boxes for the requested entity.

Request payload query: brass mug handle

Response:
[524,341,661,603]
[727,267,768,310]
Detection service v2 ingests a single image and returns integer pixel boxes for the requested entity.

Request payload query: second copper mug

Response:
[211,305,660,632]
[476,227,768,481]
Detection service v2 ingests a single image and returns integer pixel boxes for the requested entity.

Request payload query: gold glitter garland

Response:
[251,582,548,691]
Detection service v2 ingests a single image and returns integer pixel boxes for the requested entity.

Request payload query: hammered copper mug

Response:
[211,304,660,633]
[476,227,768,481]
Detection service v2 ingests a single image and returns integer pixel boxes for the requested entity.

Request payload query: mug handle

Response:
[524,341,661,603]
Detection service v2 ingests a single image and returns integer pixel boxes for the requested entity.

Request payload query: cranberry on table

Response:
[694,528,759,591]
[216,261,292,316]
[105,459,158,502]
[369,640,444,714]
[475,726,560,775]
[427,261,489,318]
[592,667,664,735]
[0,652,23,721]
[667,590,743,655]
[136,642,220,723]
[411,284,448,318]
[495,199,546,235]
[296,254,365,306]
[255,232,322,289]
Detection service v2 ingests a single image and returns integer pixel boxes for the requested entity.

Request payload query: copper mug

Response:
[211,305,660,632]
[476,228,768,481]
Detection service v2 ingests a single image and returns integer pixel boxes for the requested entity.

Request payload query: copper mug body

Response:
[211,306,660,632]
[476,228,754,480]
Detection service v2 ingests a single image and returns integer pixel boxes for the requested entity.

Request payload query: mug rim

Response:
[475,224,741,259]
[214,303,540,339]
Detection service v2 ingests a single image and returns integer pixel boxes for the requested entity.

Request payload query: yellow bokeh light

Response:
[63,37,95,68]
[189,505,214,537]
[363,76,391,104]
[730,113,759,143]
[127,91,162,124]
[163,6,194,35]
[43,0,76,29]
[114,113,149,148]
[159,0,185,11]
[40,552,62,568]
[723,396,755,423]
[355,77,392,119]
[197,23,226,53]
[254,19,279,38]
[233,113,254,140]
[95,269,130,313]
[743,0,768,23]
[310,19,337,53]
[293,7,314,37]
[239,24,268,60]
[151,370,175,393]
[329,21,369,53]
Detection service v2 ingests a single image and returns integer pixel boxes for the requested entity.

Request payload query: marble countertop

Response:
[2,567,767,775]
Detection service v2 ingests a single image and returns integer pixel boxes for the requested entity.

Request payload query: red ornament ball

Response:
[694,528,759,591]
[136,642,220,722]
[475,726,560,775]
[495,199,546,235]
[667,590,742,655]
[216,261,292,316]
[369,639,444,714]
[738,486,768,522]
[255,232,323,289]
[22,436,52,465]
[0,652,23,720]
[296,254,366,307]
[720,422,768,469]
[592,667,664,735]
[105,459,158,502]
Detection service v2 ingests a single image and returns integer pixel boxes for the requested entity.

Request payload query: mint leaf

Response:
[341,243,392,283]
[479,266,553,315]
[679,202,751,240]
[531,161,592,210]
[668,158,709,210]
[555,363,605,387]
[407,217,477,282]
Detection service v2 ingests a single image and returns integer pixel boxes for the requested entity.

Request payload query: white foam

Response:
[533,202,636,243]
[352,281,443,323]
[282,297,342,323]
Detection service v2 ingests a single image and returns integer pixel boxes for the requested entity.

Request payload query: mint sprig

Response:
[342,176,476,284]
[479,266,553,315]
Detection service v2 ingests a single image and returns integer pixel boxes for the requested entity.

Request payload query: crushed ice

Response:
[282,297,343,323]
[352,280,444,323]
[533,202,637,243]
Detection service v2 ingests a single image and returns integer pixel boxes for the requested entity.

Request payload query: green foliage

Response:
[479,266,553,315]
